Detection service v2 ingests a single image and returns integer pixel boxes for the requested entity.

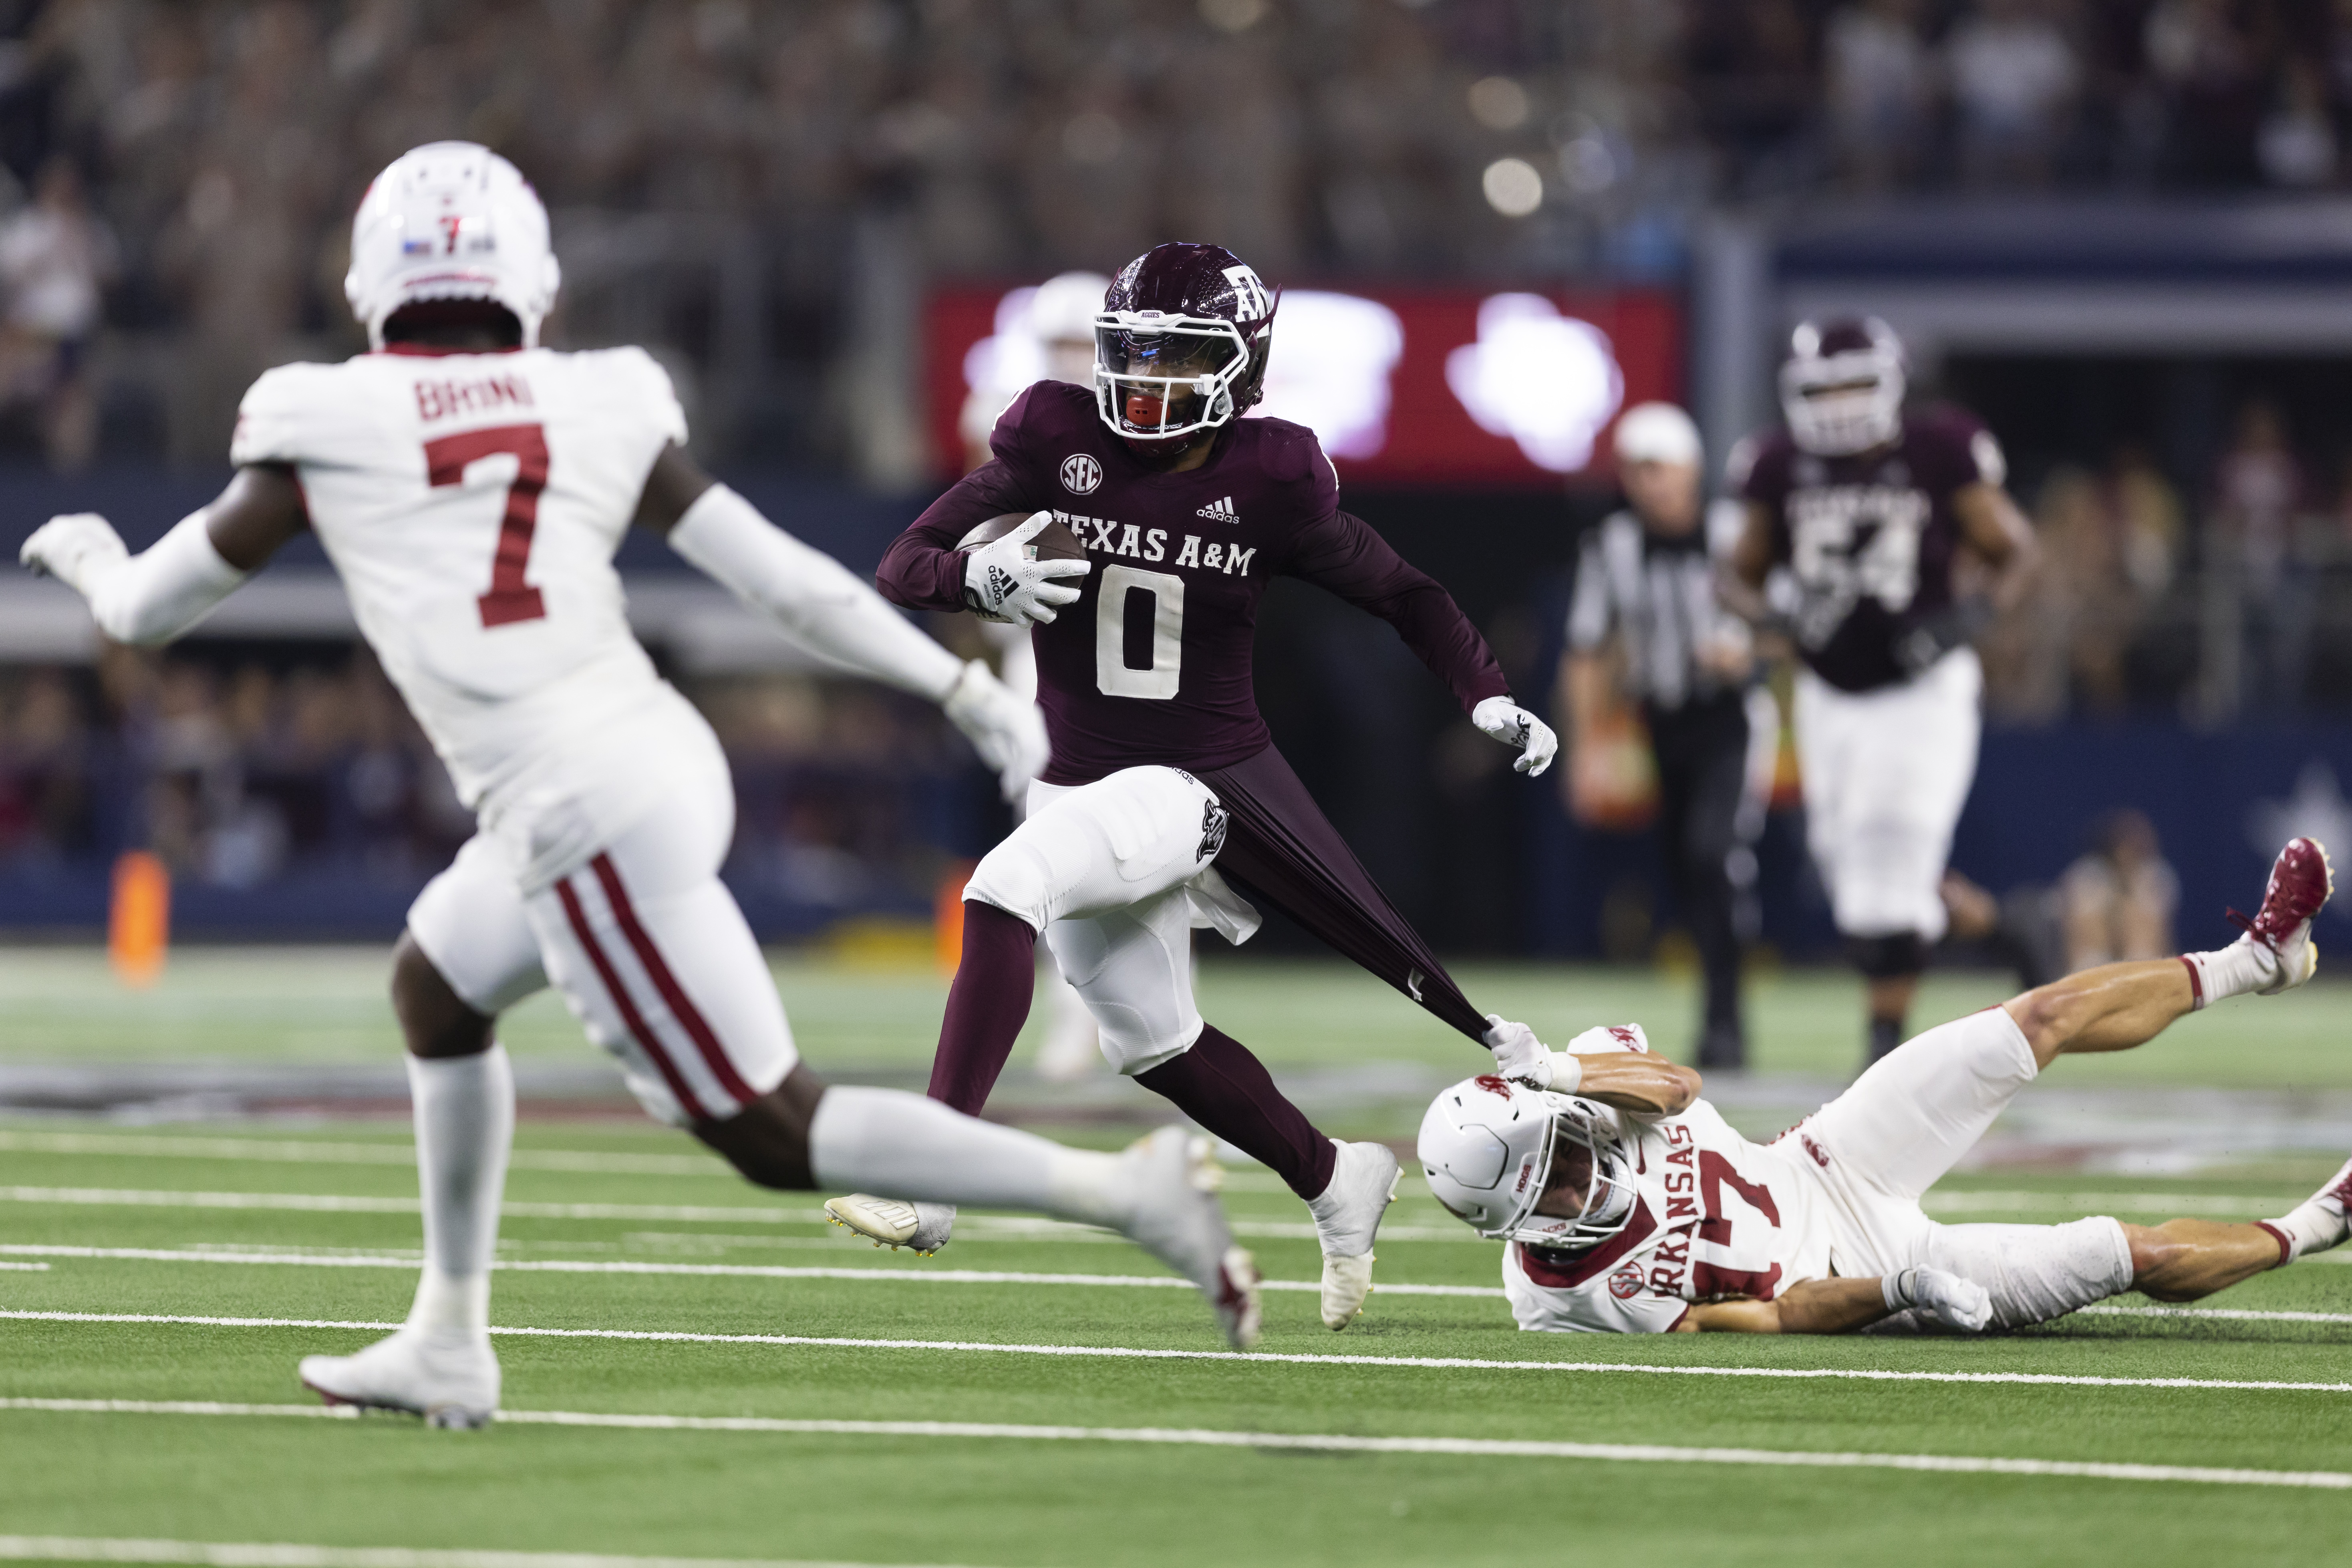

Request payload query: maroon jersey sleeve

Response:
[876,385,1053,612]
[1906,405,2005,492]
[1727,429,1797,564]
[1283,509,1512,715]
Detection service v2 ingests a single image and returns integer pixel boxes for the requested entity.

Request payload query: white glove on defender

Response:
[1472,696,1558,777]
[1885,1266,1993,1333]
[964,511,1089,626]
[21,511,129,596]
[944,660,1050,801]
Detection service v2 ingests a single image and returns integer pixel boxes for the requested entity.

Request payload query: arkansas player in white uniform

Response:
[1424,839,2350,1335]
[18,142,1260,1425]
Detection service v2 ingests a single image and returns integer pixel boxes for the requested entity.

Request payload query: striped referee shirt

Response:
[1567,504,1753,711]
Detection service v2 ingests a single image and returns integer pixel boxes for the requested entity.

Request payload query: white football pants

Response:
[1791,647,1981,942]
[1798,1005,2134,1328]
[961,765,1259,1076]
[407,747,797,1127]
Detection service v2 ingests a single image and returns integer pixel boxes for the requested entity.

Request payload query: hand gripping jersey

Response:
[230,344,711,889]
[877,382,1508,785]
[1730,406,2007,694]
[1501,1097,1837,1334]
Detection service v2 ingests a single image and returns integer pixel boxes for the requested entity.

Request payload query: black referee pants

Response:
[1645,695,1750,1065]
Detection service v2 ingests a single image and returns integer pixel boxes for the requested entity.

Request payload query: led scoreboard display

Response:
[924,283,1682,487]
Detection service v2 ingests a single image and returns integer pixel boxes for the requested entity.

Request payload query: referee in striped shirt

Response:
[1559,403,1764,1068]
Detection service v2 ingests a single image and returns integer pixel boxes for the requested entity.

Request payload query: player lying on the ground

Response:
[844,242,1561,1330]
[19,143,1261,1426]
[1420,837,2344,1334]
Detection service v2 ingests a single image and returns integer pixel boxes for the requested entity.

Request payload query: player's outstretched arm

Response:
[1675,1269,1989,1334]
[1289,509,1556,775]
[18,463,306,646]
[634,444,1048,796]
[1712,499,1778,626]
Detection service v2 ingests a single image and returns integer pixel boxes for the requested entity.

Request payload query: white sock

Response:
[403,1045,513,1339]
[808,1085,1129,1228]
[2180,938,2277,1010]
[2263,1167,2352,1262]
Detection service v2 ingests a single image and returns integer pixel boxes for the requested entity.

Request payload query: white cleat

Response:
[1307,1139,1401,1330]
[1120,1125,1261,1349]
[824,1194,956,1254]
[298,1327,498,1429]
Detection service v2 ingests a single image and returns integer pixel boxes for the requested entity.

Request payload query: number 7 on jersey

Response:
[425,423,550,628]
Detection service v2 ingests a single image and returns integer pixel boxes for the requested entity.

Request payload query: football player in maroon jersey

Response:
[853,242,1561,1329]
[1720,318,2039,1067]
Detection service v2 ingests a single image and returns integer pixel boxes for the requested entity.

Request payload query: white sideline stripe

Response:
[7,1311,2348,1394]
[0,1407,2344,1492]
[0,1536,962,1568]
[0,1245,1502,1298]
[0,1132,726,1178]
[0,1187,1466,1241]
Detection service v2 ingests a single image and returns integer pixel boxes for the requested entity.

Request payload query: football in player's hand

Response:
[957,511,1085,562]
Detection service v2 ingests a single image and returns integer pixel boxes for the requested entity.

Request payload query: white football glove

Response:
[20,511,128,596]
[963,511,1090,626]
[1484,1014,1553,1089]
[1885,1266,1992,1334]
[943,659,1050,801]
[1472,696,1558,777]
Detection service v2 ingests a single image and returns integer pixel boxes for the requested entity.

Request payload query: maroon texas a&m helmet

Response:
[1093,242,1278,451]
[1779,316,1906,457]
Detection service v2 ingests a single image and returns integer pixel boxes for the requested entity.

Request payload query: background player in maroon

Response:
[856,242,1561,1328]
[1720,318,2038,1067]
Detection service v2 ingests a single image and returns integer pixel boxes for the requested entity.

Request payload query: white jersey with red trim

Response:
[1500,1099,1840,1334]
[230,344,710,889]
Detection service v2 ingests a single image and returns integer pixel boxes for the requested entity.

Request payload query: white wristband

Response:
[1883,1269,1914,1312]
[1547,1050,1581,1095]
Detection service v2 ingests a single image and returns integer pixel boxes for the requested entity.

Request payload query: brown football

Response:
[957,511,1087,562]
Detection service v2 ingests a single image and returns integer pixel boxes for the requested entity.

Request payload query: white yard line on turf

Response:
[0,1244,1503,1297]
[0,1187,1463,1241]
[33,1246,2352,1319]
[6,1311,2346,1394]
[0,1536,964,1568]
[2082,1304,2352,1325]
[0,1131,726,1178]
[0,1262,46,1271]
[0,1405,2344,1491]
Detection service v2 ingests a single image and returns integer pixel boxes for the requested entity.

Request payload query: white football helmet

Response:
[344,141,561,351]
[1417,1075,1638,1253]
[1779,316,1906,457]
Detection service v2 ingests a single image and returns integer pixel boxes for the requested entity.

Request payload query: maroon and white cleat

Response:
[2234,837,2334,994]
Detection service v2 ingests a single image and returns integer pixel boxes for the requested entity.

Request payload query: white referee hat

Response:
[1613,401,1702,467]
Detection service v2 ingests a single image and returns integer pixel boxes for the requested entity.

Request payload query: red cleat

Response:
[2232,837,2334,994]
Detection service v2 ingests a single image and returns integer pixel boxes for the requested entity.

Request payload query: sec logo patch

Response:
[1059,454,1102,495]
[1607,1262,1644,1300]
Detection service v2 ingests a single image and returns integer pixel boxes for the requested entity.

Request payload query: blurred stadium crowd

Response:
[0,1,2339,461]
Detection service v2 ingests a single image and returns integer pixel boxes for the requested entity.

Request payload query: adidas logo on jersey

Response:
[1196,496,1239,523]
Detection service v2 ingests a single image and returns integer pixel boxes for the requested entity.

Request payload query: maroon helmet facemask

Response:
[1093,242,1278,450]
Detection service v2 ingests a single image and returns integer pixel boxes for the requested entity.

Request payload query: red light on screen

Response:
[924,283,1682,487]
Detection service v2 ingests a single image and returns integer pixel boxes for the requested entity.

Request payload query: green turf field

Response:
[2,948,2350,1566]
